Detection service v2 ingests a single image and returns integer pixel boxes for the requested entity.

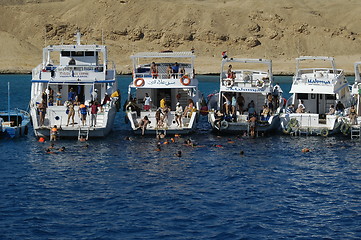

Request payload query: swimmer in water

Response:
[175,150,182,157]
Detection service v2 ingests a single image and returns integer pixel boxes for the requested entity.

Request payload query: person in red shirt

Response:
[90,101,100,127]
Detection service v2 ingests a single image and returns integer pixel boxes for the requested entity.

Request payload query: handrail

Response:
[134,72,194,80]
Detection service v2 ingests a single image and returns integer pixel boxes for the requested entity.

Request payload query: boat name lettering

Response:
[228,87,264,92]
[59,71,89,78]
[307,79,331,85]
[149,79,176,86]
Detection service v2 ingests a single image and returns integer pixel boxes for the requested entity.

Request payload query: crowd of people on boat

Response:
[36,86,120,130]
[124,92,197,135]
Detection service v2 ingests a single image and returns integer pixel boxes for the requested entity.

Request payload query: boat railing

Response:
[293,68,343,84]
[221,71,271,87]
[33,61,116,80]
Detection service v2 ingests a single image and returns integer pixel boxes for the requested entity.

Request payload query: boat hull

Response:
[31,107,116,138]
[208,113,280,134]
[279,113,341,136]
[0,110,31,139]
[127,110,198,136]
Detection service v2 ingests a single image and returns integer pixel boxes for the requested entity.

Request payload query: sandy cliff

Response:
[0,0,361,74]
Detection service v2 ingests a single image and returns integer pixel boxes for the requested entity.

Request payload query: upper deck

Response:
[129,51,198,89]
[290,56,347,94]
[32,32,115,83]
[219,58,273,93]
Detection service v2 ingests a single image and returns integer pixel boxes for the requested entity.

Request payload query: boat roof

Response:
[130,51,195,59]
[44,44,106,52]
[222,58,271,65]
[296,56,335,61]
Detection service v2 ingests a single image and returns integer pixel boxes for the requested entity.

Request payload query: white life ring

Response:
[256,79,265,88]
[220,120,229,130]
[223,78,234,88]
[134,78,145,87]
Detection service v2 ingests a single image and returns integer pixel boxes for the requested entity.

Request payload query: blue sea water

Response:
[1,75,361,239]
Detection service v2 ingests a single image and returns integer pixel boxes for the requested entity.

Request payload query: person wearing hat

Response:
[175,102,183,127]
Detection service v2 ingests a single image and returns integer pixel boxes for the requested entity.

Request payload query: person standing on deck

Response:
[68,88,76,102]
[151,62,158,79]
[38,100,47,126]
[90,101,100,127]
[172,62,179,78]
[92,89,98,102]
[66,101,75,126]
[56,89,62,106]
[78,103,88,126]
[143,93,152,111]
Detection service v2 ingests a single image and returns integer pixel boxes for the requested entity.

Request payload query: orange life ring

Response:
[180,75,191,86]
[134,78,145,87]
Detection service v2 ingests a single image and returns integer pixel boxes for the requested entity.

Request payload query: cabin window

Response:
[61,51,71,56]
[72,51,84,56]
[85,51,95,56]
[297,93,308,100]
[325,94,335,100]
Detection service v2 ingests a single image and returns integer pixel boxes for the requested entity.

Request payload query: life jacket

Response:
[80,105,87,115]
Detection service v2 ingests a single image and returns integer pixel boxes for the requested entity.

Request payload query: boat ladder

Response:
[247,123,258,137]
[350,124,361,139]
[156,129,166,138]
[78,127,89,140]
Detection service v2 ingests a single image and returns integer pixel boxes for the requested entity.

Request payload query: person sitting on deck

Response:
[349,105,357,125]
[327,104,336,115]
[214,110,224,130]
[296,100,305,113]
[183,99,195,118]
[286,104,295,114]
[137,116,149,135]
[125,98,141,117]
[336,101,345,115]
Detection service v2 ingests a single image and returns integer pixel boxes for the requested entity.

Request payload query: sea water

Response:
[0,75,360,239]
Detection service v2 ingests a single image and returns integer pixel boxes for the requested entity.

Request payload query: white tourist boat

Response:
[207,57,283,135]
[30,32,119,139]
[339,62,361,137]
[280,56,351,136]
[0,83,30,139]
[126,51,202,135]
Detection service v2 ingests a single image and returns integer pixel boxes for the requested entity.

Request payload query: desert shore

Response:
[0,0,361,75]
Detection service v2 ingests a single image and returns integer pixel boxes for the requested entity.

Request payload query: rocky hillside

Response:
[0,0,361,74]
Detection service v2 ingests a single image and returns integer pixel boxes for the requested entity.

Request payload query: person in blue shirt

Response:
[171,62,179,78]
[68,88,76,101]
